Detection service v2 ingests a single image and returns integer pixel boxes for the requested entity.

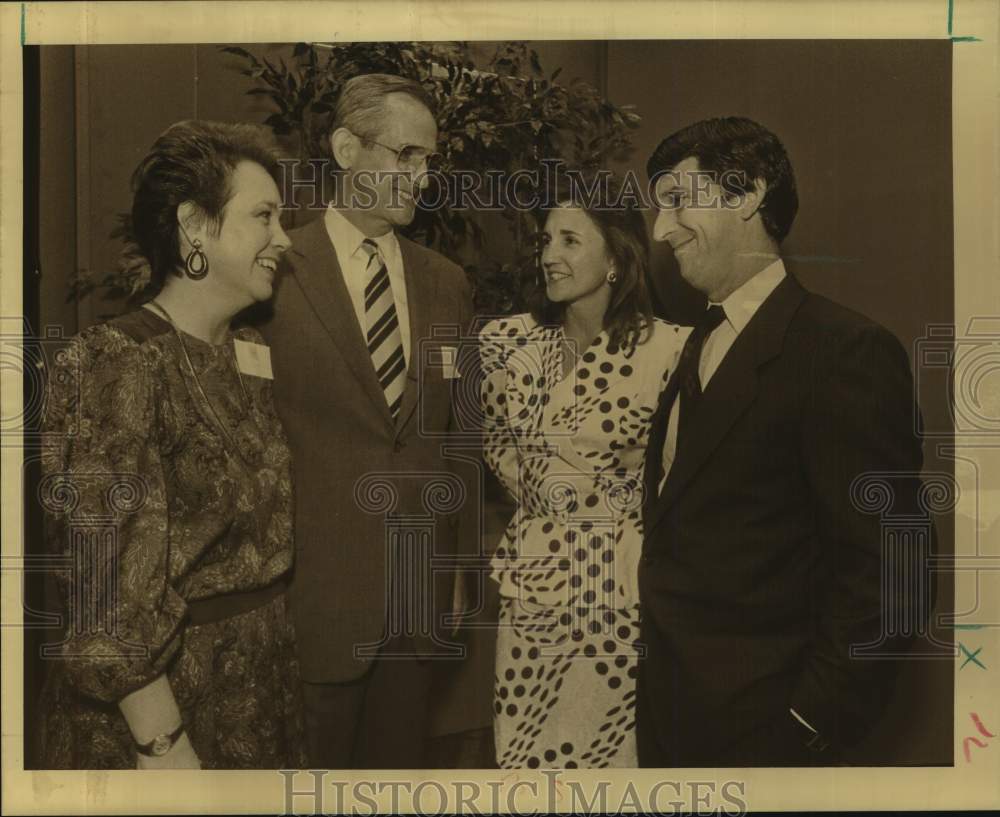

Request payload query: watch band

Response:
[135,723,186,757]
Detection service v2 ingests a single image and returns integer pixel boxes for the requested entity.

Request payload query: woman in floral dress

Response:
[38,120,305,769]
[480,174,689,768]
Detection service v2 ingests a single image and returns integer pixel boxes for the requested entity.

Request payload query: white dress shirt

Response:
[323,205,411,366]
[660,258,787,483]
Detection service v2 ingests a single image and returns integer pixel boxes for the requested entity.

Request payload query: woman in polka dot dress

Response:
[479,175,689,768]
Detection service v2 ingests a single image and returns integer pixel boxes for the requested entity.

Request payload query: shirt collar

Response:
[323,205,400,266]
[714,258,787,335]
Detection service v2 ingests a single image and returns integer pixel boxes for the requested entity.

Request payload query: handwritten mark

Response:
[971,713,995,739]
[963,713,995,762]
[963,736,989,762]
[959,642,986,670]
[948,0,982,42]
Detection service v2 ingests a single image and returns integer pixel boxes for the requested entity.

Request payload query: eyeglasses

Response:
[355,132,442,173]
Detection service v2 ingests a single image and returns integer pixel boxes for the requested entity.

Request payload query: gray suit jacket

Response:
[256,216,476,683]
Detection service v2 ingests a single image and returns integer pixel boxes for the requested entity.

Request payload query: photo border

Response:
[2,0,998,813]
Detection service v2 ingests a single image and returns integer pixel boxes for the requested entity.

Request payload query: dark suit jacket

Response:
[638,273,931,766]
[256,216,475,683]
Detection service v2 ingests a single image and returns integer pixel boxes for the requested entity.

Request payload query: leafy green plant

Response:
[223,41,642,314]
[67,215,154,305]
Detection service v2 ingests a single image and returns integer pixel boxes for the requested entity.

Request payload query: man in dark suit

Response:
[258,74,475,769]
[637,117,931,766]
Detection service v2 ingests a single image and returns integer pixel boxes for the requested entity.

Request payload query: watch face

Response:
[151,734,173,756]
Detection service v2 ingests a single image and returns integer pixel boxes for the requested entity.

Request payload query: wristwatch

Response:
[135,723,186,757]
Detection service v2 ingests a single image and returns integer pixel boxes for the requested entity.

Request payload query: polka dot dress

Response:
[494,597,642,767]
[479,314,689,769]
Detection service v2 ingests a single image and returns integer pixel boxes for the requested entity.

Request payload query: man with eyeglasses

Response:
[259,73,476,769]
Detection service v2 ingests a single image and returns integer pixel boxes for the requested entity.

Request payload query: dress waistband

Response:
[186,575,289,627]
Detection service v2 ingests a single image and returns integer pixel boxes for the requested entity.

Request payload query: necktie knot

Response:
[360,238,381,264]
[700,304,726,333]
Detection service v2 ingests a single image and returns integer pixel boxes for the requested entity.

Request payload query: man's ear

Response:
[330,127,356,171]
[740,177,768,222]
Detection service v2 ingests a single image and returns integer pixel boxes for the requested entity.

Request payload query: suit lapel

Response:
[646,275,807,535]
[288,217,395,426]
[642,368,680,521]
[395,236,439,433]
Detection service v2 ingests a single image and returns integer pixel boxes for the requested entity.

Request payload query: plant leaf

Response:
[220,46,254,60]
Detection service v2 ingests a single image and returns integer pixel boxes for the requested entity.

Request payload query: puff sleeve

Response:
[40,326,186,703]
[477,318,523,500]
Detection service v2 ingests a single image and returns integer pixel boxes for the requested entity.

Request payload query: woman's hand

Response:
[120,675,199,769]
[135,731,202,770]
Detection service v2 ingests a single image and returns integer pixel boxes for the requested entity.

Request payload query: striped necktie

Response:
[360,238,406,421]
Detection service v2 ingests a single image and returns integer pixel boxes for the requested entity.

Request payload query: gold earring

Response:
[184,238,209,280]
[178,221,209,280]
[606,269,618,284]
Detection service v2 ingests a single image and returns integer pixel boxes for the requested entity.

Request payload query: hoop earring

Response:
[184,238,209,280]
[606,269,618,284]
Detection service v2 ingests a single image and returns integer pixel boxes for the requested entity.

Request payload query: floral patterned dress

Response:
[38,308,306,769]
[479,314,688,768]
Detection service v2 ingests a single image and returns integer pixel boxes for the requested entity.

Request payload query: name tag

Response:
[234,339,274,380]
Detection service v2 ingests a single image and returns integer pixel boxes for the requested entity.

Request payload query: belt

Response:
[186,576,289,627]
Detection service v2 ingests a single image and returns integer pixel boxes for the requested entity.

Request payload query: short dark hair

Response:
[330,73,436,149]
[528,170,654,350]
[646,116,799,243]
[128,119,283,293]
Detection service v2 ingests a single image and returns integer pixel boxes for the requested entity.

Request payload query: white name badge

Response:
[234,339,274,380]
[440,345,459,379]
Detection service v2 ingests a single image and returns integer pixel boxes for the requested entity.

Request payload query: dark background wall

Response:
[32,40,952,765]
